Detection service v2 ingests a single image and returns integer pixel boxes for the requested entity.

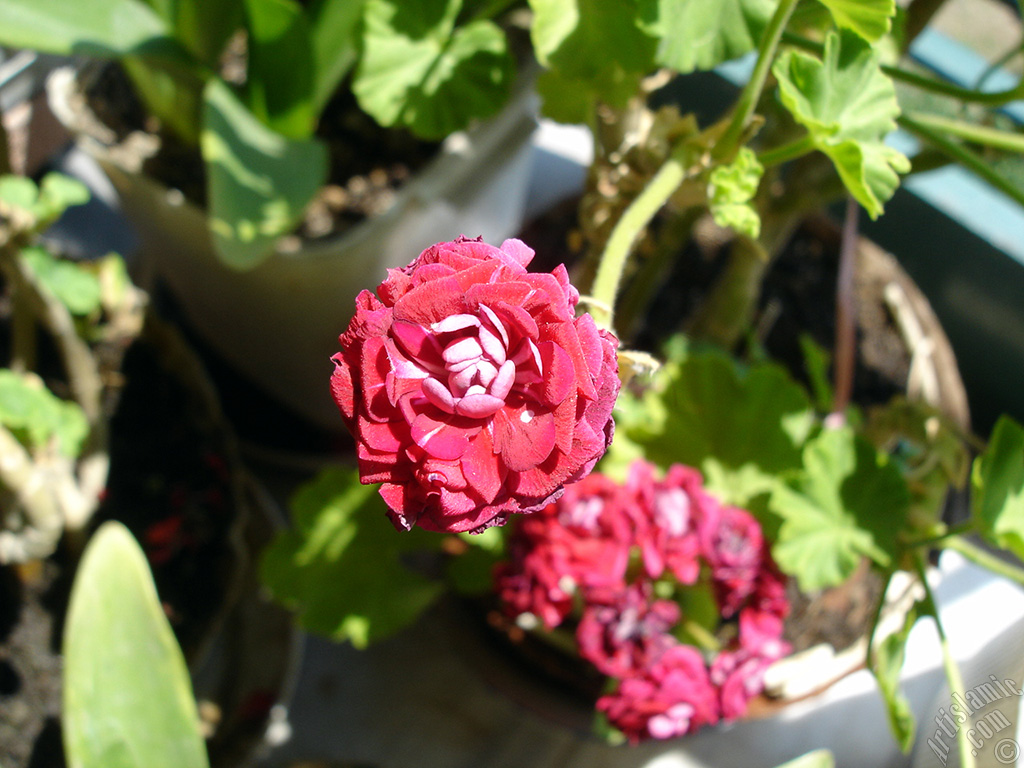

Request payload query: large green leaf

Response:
[352,0,513,140]
[773,30,909,218]
[644,0,775,73]
[202,78,327,269]
[63,522,209,768]
[243,0,317,139]
[529,0,655,123]
[770,426,909,591]
[610,342,815,507]
[308,0,366,114]
[171,0,244,67]
[815,0,894,43]
[972,415,1024,561]
[261,467,444,648]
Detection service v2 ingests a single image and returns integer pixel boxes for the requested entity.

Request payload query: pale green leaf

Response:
[773,30,909,217]
[773,751,835,768]
[0,176,40,218]
[644,0,775,73]
[815,0,894,42]
[708,146,764,238]
[770,426,909,591]
[529,0,655,120]
[202,77,327,269]
[972,415,1024,561]
[352,0,513,139]
[260,467,444,648]
[243,0,316,138]
[0,0,174,58]
[21,246,103,316]
[308,0,365,113]
[610,341,815,507]
[63,522,210,768]
[869,594,923,752]
[0,369,89,456]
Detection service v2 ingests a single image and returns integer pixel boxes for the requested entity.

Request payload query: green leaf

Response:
[0,369,89,456]
[869,593,922,752]
[770,426,909,591]
[21,246,103,316]
[243,0,316,138]
[610,341,815,507]
[202,77,327,269]
[972,415,1024,561]
[773,30,909,218]
[172,0,244,67]
[38,172,91,217]
[708,146,764,238]
[815,0,895,43]
[261,467,444,648]
[0,0,174,58]
[644,0,775,73]
[308,0,365,113]
[352,0,514,140]
[529,0,655,122]
[63,522,210,768]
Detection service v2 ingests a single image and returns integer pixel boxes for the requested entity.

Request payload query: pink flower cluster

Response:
[493,460,790,743]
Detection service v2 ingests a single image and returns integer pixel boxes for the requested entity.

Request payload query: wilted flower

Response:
[330,236,620,533]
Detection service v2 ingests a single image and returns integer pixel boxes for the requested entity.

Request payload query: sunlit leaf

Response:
[815,0,894,42]
[261,467,444,648]
[353,0,513,139]
[770,426,909,590]
[610,340,815,507]
[773,30,909,217]
[202,78,327,269]
[0,369,89,456]
[644,0,775,73]
[529,0,655,122]
[63,522,210,768]
[21,246,103,316]
[972,415,1024,561]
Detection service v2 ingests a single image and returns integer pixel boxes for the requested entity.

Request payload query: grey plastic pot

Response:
[47,66,539,431]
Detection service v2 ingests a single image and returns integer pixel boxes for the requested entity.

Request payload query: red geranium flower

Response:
[330,236,620,533]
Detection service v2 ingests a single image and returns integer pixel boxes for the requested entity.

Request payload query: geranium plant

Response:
[255,0,1024,758]
[0,0,520,269]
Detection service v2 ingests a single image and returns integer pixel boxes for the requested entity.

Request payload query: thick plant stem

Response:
[714,0,800,161]
[686,234,769,349]
[587,141,690,331]
[832,198,858,419]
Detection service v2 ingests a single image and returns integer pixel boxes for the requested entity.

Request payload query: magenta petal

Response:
[489,360,516,401]
[421,377,457,414]
[432,313,479,334]
[411,412,473,460]
[456,392,505,418]
[499,238,535,267]
[539,341,575,405]
[496,406,557,471]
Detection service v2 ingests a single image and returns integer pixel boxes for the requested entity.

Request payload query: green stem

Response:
[938,534,1024,588]
[716,0,801,160]
[586,141,691,331]
[916,555,976,768]
[899,114,1024,210]
[757,134,816,168]
[905,111,1024,154]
